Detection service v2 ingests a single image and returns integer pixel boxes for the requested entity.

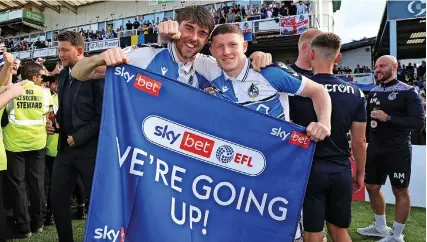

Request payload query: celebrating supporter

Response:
[71,6,272,87]
[0,48,26,242]
[4,61,52,239]
[47,31,104,242]
[357,55,425,242]
[290,32,367,242]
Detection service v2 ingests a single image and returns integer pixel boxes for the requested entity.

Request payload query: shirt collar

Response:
[168,42,196,74]
[380,79,398,88]
[223,58,250,82]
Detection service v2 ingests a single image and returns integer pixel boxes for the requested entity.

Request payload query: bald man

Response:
[357,55,424,242]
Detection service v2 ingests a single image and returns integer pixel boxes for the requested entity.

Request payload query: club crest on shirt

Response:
[248,83,259,98]
[388,92,397,100]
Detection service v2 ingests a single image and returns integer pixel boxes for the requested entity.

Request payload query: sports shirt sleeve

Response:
[193,54,222,81]
[260,63,306,95]
[125,46,159,70]
[353,88,367,122]
[388,88,425,129]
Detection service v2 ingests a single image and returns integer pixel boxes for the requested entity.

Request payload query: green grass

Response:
[7,201,426,242]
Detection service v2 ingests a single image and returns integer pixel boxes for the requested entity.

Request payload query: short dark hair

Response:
[21,62,42,80]
[210,24,243,41]
[57,31,84,48]
[311,33,341,60]
[176,6,215,34]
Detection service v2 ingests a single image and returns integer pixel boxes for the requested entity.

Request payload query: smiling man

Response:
[71,6,271,88]
[200,24,332,142]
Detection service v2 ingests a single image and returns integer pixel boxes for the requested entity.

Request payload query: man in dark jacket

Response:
[46,31,104,242]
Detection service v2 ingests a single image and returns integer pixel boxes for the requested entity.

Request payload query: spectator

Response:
[354,64,363,74]
[418,61,426,80]
[226,8,235,23]
[234,11,242,22]
[289,1,297,15]
[223,2,230,14]
[126,20,133,31]
[280,2,289,16]
[133,18,140,30]
[296,0,307,15]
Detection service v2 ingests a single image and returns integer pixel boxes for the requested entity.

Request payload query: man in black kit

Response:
[46,31,104,242]
[357,55,424,242]
[291,33,367,242]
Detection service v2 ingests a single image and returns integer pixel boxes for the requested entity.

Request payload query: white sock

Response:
[375,214,387,228]
[393,221,405,237]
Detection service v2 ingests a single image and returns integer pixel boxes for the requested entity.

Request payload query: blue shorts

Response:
[303,170,352,232]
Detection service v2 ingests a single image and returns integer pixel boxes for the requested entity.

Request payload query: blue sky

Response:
[334,0,387,44]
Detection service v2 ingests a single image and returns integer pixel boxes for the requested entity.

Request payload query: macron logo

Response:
[161,66,168,76]
[114,66,135,83]
[133,74,162,96]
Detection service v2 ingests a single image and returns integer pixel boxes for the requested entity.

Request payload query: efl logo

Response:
[289,131,310,148]
[143,116,266,176]
[133,74,162,96]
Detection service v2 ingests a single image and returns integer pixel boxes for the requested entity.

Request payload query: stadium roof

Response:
[0,0,102,14]
[373,1,426,60]
[341,37,376,52]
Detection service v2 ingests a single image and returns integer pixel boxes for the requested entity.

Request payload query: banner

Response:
[234,21,253,41]
[88,39,120,52]
[280,14,309,36]
[23,9,44,24]
[32,48,57,58]
[85,64,316,242]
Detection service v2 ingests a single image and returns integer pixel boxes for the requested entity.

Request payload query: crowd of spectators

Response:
[209,1,311,24]
[0,38,48,52]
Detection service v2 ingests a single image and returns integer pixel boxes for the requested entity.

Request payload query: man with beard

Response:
[46,31,104,242]
[357,55,424,242]
[71,6,271,87]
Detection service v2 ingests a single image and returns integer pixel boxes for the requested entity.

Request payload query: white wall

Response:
[365,145,426,208]
[339,46,373,70]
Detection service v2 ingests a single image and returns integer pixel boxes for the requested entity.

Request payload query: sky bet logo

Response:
[154,125,215,158]
[114,66,162,96]
[143,116,266,176]
[271,127,310,148]
[94,226,125,242]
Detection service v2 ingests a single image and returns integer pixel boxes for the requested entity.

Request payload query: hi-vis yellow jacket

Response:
[3,80,52,152]
[46,93,59,157]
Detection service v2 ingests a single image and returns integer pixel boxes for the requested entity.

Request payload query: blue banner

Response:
[85,64,316,242]
[387,0,426,20]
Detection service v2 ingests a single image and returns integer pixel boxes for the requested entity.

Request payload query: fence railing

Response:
[9,14,316,60]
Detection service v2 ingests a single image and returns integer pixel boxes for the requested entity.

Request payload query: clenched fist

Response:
[2,47,14,66]
[306,122,331,142]
[158,20,181,43]
[95,47,130,67]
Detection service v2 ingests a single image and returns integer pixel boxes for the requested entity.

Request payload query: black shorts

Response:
[365,146,412,188]
[303,170,352,232]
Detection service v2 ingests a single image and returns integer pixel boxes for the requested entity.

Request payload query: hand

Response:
[96,47,129,67]
[352,172,365,193]
[306,122,331,142]
[204,87,216,96]
[249,51,272,72]
[46,123,55,135]
[158,20,181,43]
[67,135,76,146]
[370,110,388,122]
[2,47,14,66]
[7,81,26,98]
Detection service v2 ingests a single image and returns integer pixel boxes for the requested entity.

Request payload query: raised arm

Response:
[71,47,129,81]
[0,48,14,86]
